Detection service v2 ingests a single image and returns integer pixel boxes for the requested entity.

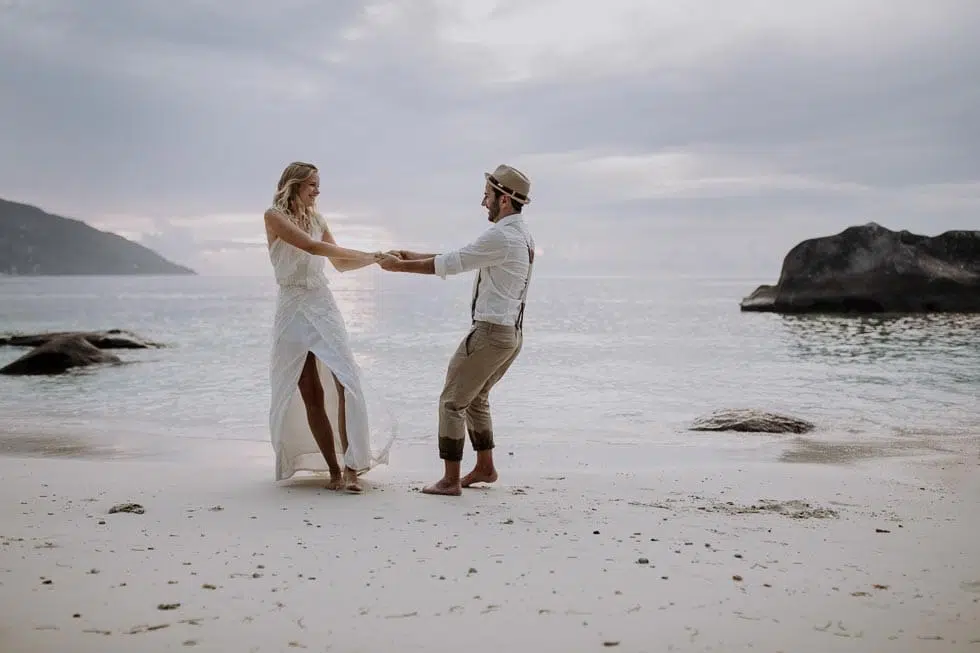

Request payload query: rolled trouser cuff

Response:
[468,429,495,452]
[439,437,465,462]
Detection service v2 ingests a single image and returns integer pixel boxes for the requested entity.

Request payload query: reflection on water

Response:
[765,312,980,435]
[778,313,980,366]
[331,270,385,334]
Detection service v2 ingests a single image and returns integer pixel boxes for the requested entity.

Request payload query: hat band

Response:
[488,175,529,203]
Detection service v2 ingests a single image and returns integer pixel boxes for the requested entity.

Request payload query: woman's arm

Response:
[264,210,378,268]
[321,224,377,272]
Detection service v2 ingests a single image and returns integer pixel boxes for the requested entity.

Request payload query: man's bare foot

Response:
[325,474,345,491]
[461,468,498,488]
[343,468,363,494]
[421,478,462,496]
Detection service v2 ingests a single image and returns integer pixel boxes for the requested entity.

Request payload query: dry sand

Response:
[0,433,978,653]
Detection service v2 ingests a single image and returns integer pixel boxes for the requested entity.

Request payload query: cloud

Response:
[515,148,874,207]
[430,0,980,83]
[0,0,978,275]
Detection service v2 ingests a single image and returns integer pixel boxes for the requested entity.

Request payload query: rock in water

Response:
[690,409,814,434]
[0,329,161,349]
[740,223,980,313]
[0,335,121,375]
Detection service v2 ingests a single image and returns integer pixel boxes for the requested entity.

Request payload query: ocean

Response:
[1,271,978,467]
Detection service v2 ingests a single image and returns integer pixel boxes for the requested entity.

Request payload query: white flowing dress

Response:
[267,215,396,481]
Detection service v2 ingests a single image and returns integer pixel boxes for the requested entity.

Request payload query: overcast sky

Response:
[1,1,978,276]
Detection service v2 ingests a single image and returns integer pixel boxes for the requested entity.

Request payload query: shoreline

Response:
[1,430,978,652]
[1,414,971,465]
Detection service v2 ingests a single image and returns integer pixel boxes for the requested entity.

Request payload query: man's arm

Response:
[383,229,509,277]
[387,249,437,261]
[382,229,510,276]
[382,232,507,276]
[381,256,437,275]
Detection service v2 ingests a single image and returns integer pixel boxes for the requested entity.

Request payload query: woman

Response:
[264,161,396,493]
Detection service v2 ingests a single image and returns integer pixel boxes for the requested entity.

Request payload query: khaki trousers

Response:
[438,321,523,461]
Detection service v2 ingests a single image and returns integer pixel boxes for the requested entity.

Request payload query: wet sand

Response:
[0,434,978,652]
[0,432,122,459]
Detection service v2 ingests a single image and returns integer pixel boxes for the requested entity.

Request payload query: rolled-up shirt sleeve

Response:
[433,228,510,279]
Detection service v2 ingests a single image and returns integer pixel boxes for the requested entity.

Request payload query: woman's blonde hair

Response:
[272,161,322,233]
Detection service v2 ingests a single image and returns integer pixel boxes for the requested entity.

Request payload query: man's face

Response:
[482,183,502,222]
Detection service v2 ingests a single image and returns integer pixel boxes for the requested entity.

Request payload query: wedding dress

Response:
[267,213,396,480]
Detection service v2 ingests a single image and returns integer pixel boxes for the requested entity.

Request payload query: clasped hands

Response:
[371,250,410,271]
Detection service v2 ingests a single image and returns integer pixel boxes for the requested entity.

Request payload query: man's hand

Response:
[377,251,436,274]
[378,253,403,271]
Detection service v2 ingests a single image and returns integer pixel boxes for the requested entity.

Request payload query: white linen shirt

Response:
[433,214,535,326]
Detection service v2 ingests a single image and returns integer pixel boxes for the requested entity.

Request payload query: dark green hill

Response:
[0,198,195,275]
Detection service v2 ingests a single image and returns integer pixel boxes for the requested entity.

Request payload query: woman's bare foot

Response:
[325,472,345,491]
[461,467,498,488]
[343,468,363,494]
[421,478,462,496]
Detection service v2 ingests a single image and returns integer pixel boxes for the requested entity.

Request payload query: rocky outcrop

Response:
[0,197,195,275]
[0,329,162,349]
[0,335,121,375]
[740,223,980,313]
[690,409,815,434]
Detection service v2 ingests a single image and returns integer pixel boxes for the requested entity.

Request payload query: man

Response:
[379,164,536,496]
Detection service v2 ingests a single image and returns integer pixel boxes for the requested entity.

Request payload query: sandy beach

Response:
[1,432,978,653]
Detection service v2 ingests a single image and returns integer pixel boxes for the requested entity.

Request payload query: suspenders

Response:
[515,241,534,330]
[470,225,535,329]
[470,269,481,323]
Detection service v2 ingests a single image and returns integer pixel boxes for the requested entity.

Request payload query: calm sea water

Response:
[1,271,978,461]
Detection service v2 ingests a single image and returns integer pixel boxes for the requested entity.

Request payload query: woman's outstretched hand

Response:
[377,253,403,271]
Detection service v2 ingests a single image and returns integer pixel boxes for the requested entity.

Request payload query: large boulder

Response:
[0,329,161,349]
[690,409,815,434]
[740,223,980,313]
[0,335,121,375]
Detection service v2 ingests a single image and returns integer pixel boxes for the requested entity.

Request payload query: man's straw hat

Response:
[485,164,531,205]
